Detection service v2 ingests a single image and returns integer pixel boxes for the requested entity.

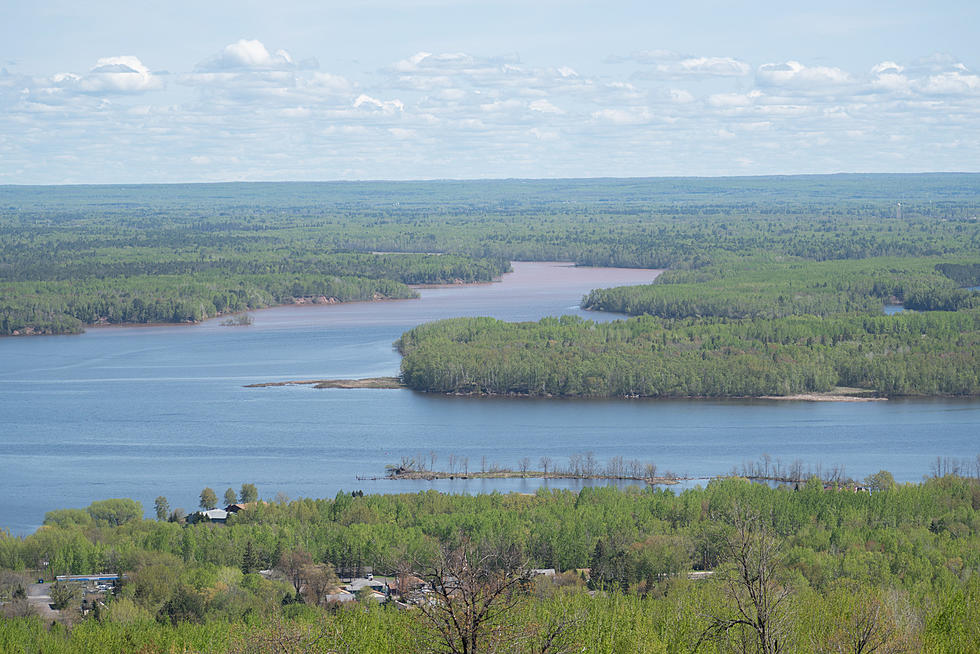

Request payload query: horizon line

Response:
[2,170,979,188]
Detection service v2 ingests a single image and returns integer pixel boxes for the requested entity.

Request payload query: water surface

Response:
[1,262,978,535]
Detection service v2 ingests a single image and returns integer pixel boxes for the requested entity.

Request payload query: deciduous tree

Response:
[199,488,218,510]
[154,496,169,521]
[240,483,259,504]
[697,504,793,654]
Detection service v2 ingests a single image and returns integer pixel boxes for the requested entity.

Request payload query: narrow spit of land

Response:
[759,387,887,402]
[358,453,880,490]
[357,468,683,485]
[244,377,404,389]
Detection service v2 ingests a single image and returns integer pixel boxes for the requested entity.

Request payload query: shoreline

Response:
[83,294,421,333]
[408,386,889,402]
[246,379,894,401]
[245,377,404,389]
[3,261,660,337]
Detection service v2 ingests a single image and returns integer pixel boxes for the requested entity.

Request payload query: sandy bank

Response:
[245,377,404,389]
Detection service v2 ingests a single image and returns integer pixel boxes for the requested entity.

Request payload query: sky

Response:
[1,0,978,184]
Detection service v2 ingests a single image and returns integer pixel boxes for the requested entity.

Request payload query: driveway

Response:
[26,582,60,619]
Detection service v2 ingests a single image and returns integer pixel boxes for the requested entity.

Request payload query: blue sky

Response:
[2,1,978,183]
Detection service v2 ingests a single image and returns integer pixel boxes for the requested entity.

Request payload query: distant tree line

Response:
[3,175,980,335]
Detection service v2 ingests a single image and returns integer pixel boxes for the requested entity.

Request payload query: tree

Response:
[1,598,36,619]
[818,586,914,654]
[158,584,205,625]
[87,498,142,526]
[154,496,169,521]
[229,615,337,654]
[242,540,259,575]
[863,470,896,492]
[697,504,793,654]
[240,483,259,504]
[539,456,552,477]
[199,487,218,510]
[43,509,93,529]
[302,563,341,606]
[50,580,82,610]
[224,487,237,507]
[276,547,314,598]
[414,539,533,654]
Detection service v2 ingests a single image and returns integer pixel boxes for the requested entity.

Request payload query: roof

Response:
[346,578,385,592]
[202,509,228,520]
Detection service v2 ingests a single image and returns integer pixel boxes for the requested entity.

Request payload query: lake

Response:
[1,262,978,535]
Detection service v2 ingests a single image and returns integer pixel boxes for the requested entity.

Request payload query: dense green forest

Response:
[397,308,980,397]
[0,252,511,336]
[582,257,980,320]
[3,174,979,335]
[2,475,980,652]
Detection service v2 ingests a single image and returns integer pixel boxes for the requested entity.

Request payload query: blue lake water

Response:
[1,262,978,535]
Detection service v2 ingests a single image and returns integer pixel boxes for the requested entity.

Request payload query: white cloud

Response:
[437,88,466,101]
[871,61,903,75]
[198,39,300,72]
[480,99,523,112]
[529,127,559,141]
[708,90,762,108]
[50,56,162,94]
[679,57,751,76]
[305,73,352,94]
[757,61,851,87]
[393,51,518,74]
[872,73,911,94]
[669,89,694,103]
[916,70,980,96]
[394,51,437,72]
[354,94,404,113]
[6,44,980,183]
[388,127,416,139]
[280,106,311,118]
[529,99,563,114]
[620,50,750,77]
[592,107,653,125]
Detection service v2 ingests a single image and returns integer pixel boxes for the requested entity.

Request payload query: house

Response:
[345,577,386,594]
[193,508,228,524]
[55,574,120,584]
[225,501,267,513]
[322,591,356,604]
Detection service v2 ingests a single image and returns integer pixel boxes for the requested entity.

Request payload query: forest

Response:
[1,473,979,652]
[396,308,980,398]
[582,257,980,320]
[3,174,979,335]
